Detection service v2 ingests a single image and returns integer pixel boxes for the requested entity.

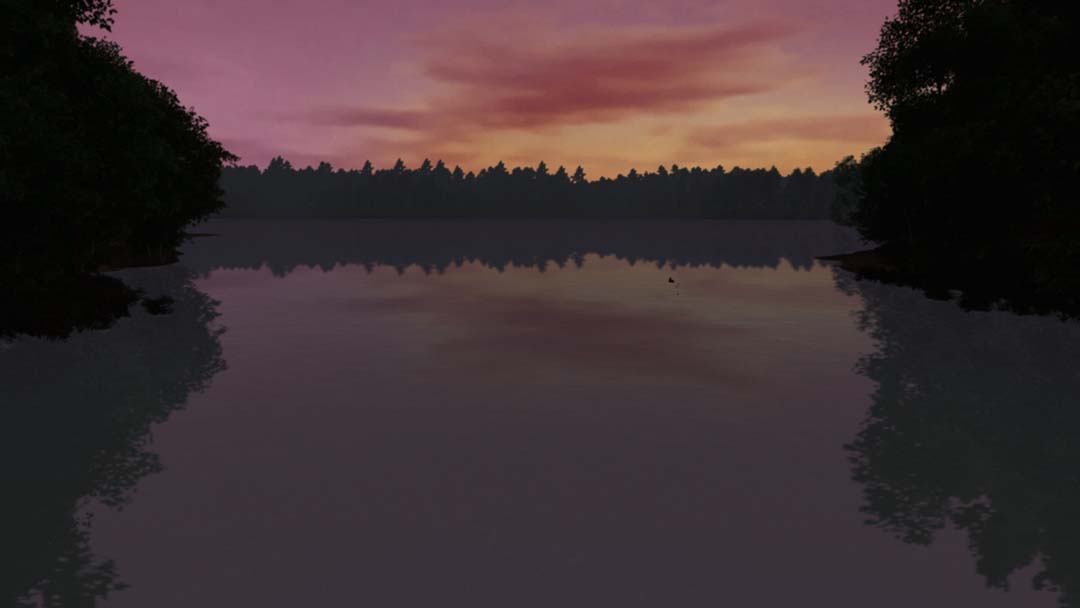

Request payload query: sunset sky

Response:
[100,0,897,177]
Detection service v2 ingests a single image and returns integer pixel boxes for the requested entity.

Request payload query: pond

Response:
[3,220,1077,607]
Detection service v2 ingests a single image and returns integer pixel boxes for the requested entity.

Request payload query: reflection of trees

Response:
[0,266,226,606]
[0,274,141,341]
[183,219,861,277]
[837,268,1080,606]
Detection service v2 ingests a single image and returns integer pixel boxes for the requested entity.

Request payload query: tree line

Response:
[219,158,839,219]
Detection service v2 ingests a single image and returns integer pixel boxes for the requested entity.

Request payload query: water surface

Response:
[4,220,1077,607]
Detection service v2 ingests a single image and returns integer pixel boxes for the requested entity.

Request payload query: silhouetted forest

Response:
[182,220,861,278]
[836,268,1080,606]
[835,0,1080,314]
[0,267,225,607]
[1,0,233,335]
[220,158,839,219]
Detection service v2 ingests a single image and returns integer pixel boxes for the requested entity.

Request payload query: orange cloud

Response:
[288,17,893,176]
[689,115,891,151]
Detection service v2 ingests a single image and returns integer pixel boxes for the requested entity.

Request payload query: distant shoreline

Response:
[207,216,841,222]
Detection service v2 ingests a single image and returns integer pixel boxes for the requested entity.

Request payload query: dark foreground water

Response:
[3,220,1079,607]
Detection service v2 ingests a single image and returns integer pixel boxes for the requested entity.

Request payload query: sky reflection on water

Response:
[3,220,1070,607]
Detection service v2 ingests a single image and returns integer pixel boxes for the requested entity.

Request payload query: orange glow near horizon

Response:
[99,0,897,177]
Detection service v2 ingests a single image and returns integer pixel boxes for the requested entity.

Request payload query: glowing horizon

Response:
[98,0,897,177]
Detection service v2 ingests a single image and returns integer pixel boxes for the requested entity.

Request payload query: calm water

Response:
[4,220,1079,607]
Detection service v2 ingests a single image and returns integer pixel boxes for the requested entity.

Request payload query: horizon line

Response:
[230,155,850,181]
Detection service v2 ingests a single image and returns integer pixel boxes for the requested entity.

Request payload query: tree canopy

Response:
[846,0,1080,312]
[0,0,234,284]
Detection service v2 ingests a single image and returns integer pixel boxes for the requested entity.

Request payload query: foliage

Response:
[219,159,837,219]
[0,0,235,283]
[830,154,870,225]
[849,0,1080,307]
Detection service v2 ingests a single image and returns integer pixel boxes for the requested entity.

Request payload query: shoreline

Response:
[96,232,218,273]
[2,233,217,339]
[819,246,1079,319]
[816,247,909,275]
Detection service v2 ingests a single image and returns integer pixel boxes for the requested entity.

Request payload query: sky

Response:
[98,0,898,177]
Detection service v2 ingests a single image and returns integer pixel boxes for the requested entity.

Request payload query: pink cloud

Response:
[312,21,801,135]
[99,0,900,174]
[307,108,430,129]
